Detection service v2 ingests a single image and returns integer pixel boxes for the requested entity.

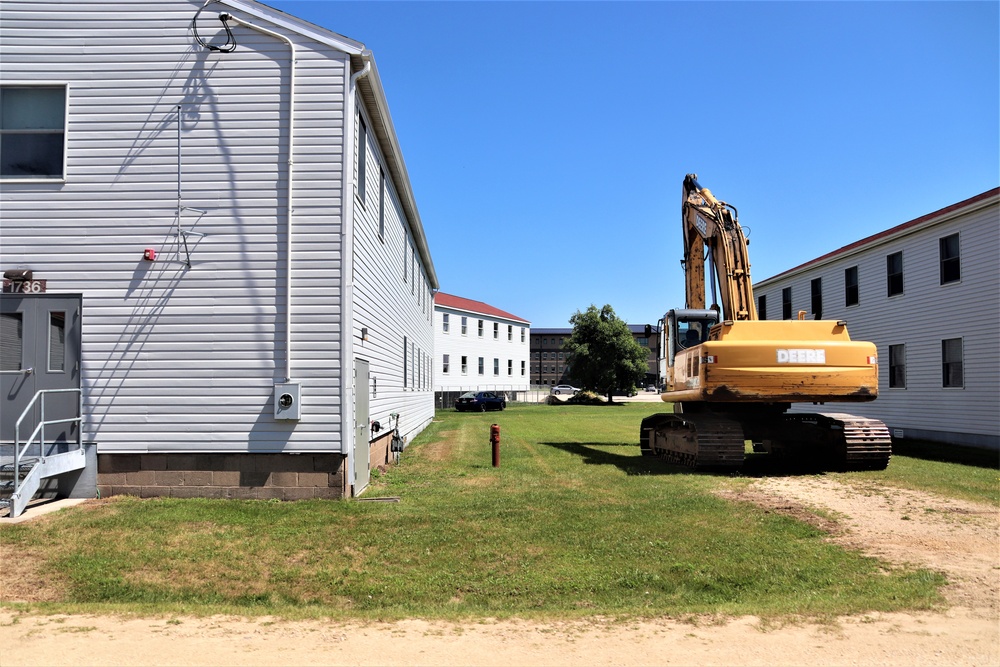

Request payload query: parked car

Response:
[550,384,579,396]
[645,385,658,392]
[455,391,506,412]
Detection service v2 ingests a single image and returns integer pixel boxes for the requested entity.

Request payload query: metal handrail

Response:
[12,388,82,503]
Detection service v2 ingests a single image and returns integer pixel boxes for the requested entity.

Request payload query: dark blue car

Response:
[455,391,506,412]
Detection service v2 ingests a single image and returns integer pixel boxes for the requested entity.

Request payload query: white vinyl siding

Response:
[754,194,999,447]
[0,0,436,455]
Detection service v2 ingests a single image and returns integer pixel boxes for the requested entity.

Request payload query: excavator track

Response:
[782,412,892,471]
[640,412,745,470]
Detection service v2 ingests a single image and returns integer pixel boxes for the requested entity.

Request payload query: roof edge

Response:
[755,187,999,287]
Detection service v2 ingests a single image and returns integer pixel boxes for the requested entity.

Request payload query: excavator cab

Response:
[665,308,717,365]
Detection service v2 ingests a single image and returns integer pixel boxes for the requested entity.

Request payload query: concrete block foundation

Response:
[97,453,347,500]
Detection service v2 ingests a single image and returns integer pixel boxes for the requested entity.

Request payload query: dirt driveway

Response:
[2,477,997,667]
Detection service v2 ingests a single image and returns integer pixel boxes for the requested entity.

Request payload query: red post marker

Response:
[490,423,500,467]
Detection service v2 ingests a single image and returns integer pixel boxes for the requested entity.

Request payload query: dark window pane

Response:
[781,287,792,320]
[845,266,859,307]
[757,294,767,320]
[888,344,905,388]
[1,312,23,371]
[887,252,903,296]
[1,133,64,178]
[939,234,960,284]
[942,338,963,388]
[49,311,65,372]
[811,278,823,320]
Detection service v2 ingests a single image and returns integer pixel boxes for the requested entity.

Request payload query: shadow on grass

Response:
[541,441,689,476]
[892,438,999,470]
[544,442,850,478]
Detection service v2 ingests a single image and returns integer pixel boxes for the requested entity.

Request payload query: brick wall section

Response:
[97,453,347,500]
[369,431,395,472]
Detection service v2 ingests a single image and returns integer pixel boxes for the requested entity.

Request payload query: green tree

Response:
[563,304,648,403]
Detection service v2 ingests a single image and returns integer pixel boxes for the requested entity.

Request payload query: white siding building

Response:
[0,0,436,501]
[754,188,999,449]
[433,293,530,404]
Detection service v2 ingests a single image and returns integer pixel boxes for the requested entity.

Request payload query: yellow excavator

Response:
[640,174,891,470]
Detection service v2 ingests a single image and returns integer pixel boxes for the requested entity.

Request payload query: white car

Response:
[550,384,579,395]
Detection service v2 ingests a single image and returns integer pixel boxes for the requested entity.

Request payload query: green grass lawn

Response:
[4,402,988,620]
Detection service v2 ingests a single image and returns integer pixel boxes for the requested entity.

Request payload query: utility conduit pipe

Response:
[220,12,297,383]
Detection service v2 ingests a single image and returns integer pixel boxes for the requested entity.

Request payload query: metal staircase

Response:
[0,388,86,519]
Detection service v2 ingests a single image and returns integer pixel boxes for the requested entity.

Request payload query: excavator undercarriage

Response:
[640,405,892,471]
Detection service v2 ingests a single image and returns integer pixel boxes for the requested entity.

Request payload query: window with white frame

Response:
[461,316,467,335]
[442,354,450,374]
[507,325,513,341]
[442,313,449,333]
[1,85,66,180]
[520,327,525,343]
[942,338,963,388]
[888,344,905,388]
[493,322,499,339]
[478,319,484,337]
[507,359,512,376]
[493,358,499,375]
[461,355,468,375]
[939,233,960,285]
[478,357,484,375]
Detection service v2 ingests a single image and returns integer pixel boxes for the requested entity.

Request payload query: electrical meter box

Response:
[274,382,301,420]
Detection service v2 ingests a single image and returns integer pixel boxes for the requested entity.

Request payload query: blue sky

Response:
[269,0,998,328]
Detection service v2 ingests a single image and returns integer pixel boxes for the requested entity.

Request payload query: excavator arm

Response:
[682,174,757,321]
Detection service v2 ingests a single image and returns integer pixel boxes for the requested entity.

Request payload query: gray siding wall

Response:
[754,197,1000,446]
[350,103,435,445]
[1,0,355,453]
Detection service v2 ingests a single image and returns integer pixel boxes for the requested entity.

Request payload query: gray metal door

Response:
[0,294,82,444]
[353,358,370,495]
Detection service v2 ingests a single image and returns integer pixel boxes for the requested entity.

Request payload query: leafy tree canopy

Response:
[563,304,648,403]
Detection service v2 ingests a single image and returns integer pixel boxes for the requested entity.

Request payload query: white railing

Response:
[12,388,83,505]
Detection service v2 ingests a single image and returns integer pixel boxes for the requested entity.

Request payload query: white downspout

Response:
[222,12,297,383]
[342,55,371,475]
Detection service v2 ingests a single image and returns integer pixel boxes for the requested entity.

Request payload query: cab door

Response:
[0,294,82,444]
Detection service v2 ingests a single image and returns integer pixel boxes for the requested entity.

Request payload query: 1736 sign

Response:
[2,278,47,293]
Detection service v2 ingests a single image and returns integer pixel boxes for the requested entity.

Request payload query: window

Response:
[638,337,648,347]
[507,325,513,341]
[478,357,484,375]
[403,236,408,283]
[377,168,385,241]
[507,359,513,376]
[356,114,367,204]
[478,319,484,337]
[411,247,415,294]
[888,344,905,389]
[886,251,903,296]
[1,312,23,371]
[939,233,960,284]
[493,322,499,339]
[758,294,767,320]
[1,85,66,180]
[782,287,792,320]
[810,278,822,320]
[442,354,450,374]
[844,266,859,307]
[48,311,65,372]
[942,338,963,388]
[403,336,407,387]
[493,358,499,375]
[461,355,468,375]
[521,327,526,343]
[461,316,467,335]
[521,360,525,376]
[442,313,449,333]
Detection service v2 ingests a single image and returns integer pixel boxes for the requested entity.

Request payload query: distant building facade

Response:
[530,325,661,388]
[754,187,999,449]
[433,293,530,406]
